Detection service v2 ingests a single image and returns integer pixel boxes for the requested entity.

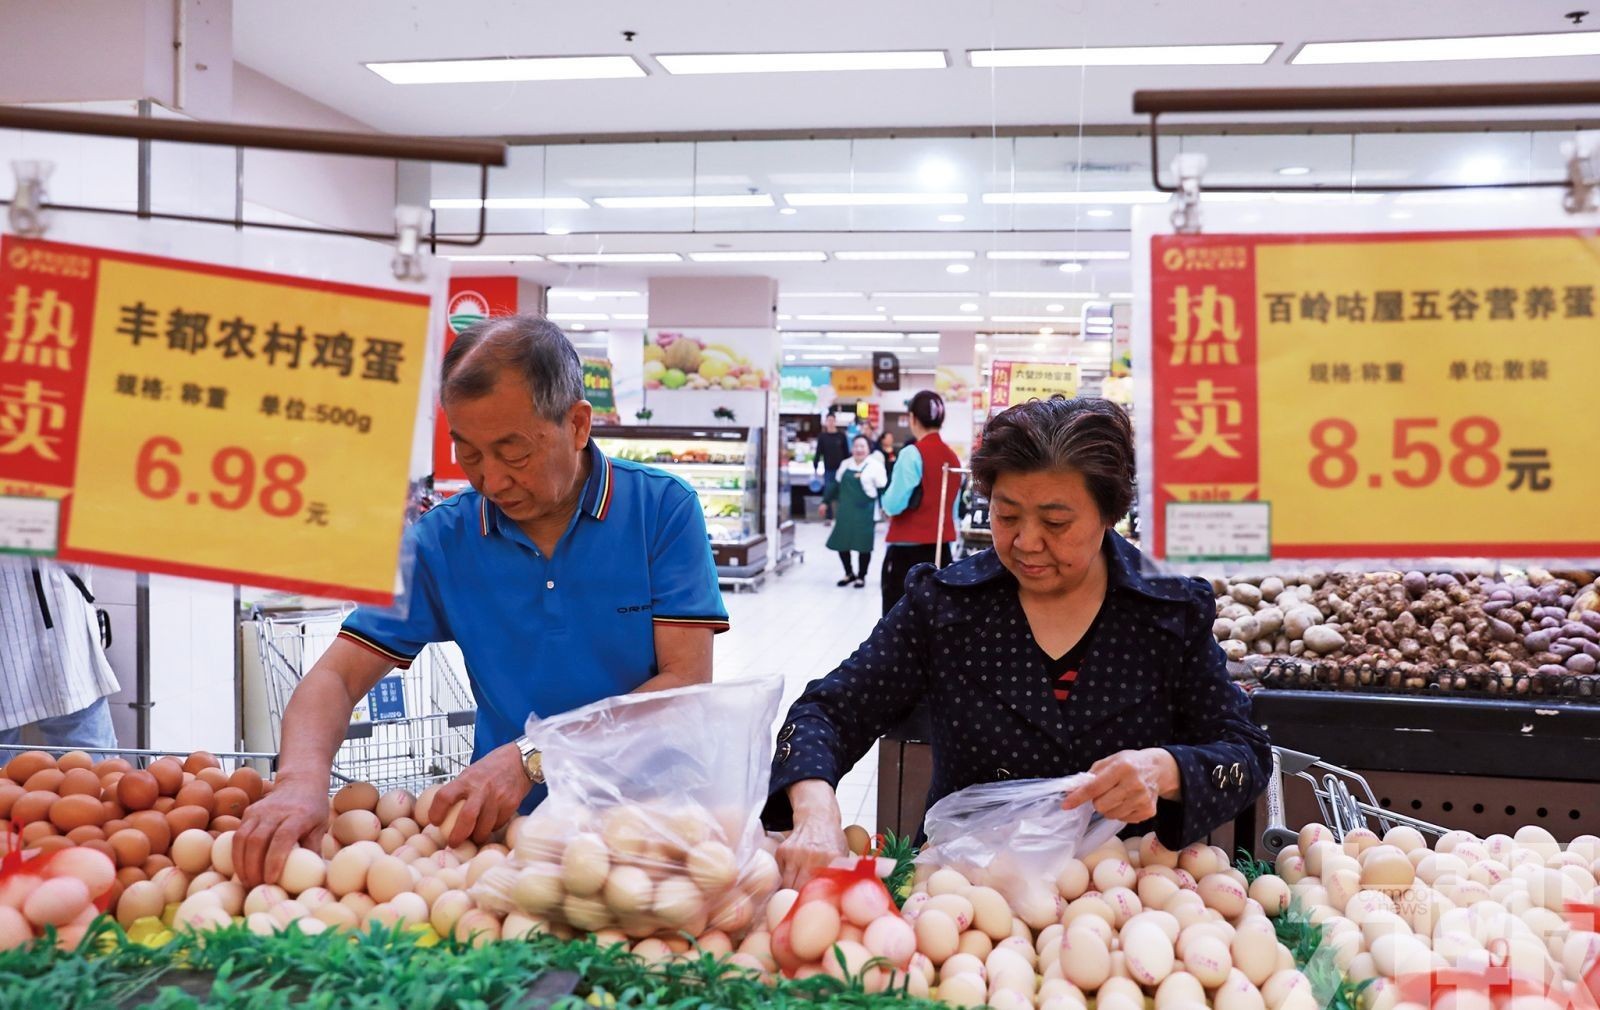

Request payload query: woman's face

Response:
[879,433,895,451]
[989,468,1109,594]
[851,437,870,462]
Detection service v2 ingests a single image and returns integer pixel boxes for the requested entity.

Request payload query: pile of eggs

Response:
[0,847,118,950]
[1268,823,1600,1010]
[469,799,779,940]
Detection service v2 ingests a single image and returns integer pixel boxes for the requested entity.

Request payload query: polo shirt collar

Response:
[934,529,1194,603]
[478,439,615,538]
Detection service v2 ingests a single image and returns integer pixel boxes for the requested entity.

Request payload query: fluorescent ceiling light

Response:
[781,292,864,299]
[594,194,775,209]
[779,207,798,215]
[796,314,888,322]
[985,250,1130,261]
[549,289,641,299]
[894,314,984,323]
[545,227,572,236]
[1047,304,1065,312]
[431,197,591,210]
[960,302,979,311]
[1059,263,1085,274]
[612,313,649,321]
[441,254,543,262]
[571,324,587,331]
[1110,291,1134,299]
[1086,209,1115,218]
[367,55,646,85]
[988,291,1100,299]
[938,213,966,223]
[947,264,970,274]
[547,312,609,321]
[969,44,1276,67]
[1277,166,1312,176]
[827,331,905,339]
[834,250,975,261]
[657,50,948,75]
[992,315,1087,323]
[983,191,1165,206]
[802,353,866,361]
[547,252,682,264]
[785,192,968,207]
[872,291,981,298]
[1293,30,1600,65]
[688,251,827,262]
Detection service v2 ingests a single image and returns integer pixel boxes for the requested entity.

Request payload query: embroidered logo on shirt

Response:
[616,604,653,615]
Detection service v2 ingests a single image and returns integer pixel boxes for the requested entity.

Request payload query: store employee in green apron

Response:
[235,315,728,888]
[825,435,886,588]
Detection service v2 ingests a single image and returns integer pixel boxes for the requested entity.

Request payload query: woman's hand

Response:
[776,779,847,888]
[1063,748,1180,823]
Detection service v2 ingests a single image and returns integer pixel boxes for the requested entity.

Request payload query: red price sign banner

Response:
[988,360,1079,414]
[432,275,519,482]
[0,235,431,603]
[1147,229,1600,562]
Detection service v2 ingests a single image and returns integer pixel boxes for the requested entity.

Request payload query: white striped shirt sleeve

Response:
[0,557,121,731]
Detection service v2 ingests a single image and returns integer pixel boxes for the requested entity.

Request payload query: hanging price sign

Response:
[1145,228,1600,562]
[0,234,433,602]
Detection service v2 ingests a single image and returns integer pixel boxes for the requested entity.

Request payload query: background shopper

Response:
[0,557,119,749]
[877,391,962,615]
[824,435,886,588]
[876,431,898,483]
[813,414,850,520]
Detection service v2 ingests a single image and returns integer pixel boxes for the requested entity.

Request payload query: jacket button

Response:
[1229,762,1244,785]
[777,742,792,763]
[778,724,795,742]
[995,768,1012,780]
[1212,765,1226,787]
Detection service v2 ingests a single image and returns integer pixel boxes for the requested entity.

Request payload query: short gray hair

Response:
[440,314,584,423]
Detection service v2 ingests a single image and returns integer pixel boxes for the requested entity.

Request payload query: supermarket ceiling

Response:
[232,1,1600,137]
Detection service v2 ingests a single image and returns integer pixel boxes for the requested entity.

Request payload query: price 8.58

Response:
[135,436,308,518]
[1306,417,1547,492]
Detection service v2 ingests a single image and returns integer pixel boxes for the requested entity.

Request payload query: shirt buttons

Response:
[777,742,792,763]
[778,724,795,742]
[546,580,555,589]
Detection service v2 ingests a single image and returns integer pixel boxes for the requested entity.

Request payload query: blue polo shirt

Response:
[338,440,728,807]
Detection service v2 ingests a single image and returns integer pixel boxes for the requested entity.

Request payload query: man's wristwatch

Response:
[514,735,545,784]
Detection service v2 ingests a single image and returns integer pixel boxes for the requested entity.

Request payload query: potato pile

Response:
[1211,569,1600,696]
[470,799,780,940]
[1265,823,1600,1010]
[902,836,1311,1010]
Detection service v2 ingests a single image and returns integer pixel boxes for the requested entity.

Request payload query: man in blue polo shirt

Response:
[235,315,727,888]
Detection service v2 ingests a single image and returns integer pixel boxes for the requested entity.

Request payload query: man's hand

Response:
[427,742,534,847]
[235,774,331,888]
[776,779,847,888]
[1063,748,1180,824]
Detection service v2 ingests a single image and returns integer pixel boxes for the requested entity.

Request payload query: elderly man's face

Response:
[446,374,591,525]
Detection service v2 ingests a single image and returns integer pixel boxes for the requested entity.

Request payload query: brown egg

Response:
[165,804,210,835]
[152,797,175,814]
[30,835,71,854]
[100,772,125,798]
[126,810,173,855]
[59,768,101,797]
[228,767,264,803]
[5,750,56,784]
[117,771,160,811]
[141,854,173,875]
[0,782,21,818]
[174,781,215,815]
[196,767,228,790]
[66,825,107,845]
[116,866,147,887]
[13,789,58,825]
[101,800,124,822]
[103,818,129,836]
[49,794,106,831]
[83,839,118,864]
[333,782,380,814]
[184,751,220,774]
[56,750,93,772]
[211,815,241,833]
[110,828,153,867]
[94,757,133,779]
[21,820,58,845]
[147,758,184,796]
[213,787,249,820]
[23,768,66,793]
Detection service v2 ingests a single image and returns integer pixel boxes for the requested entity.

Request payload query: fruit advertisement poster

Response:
[643,329,775,393]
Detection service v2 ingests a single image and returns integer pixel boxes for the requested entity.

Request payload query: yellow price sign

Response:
[988,360,1079,412]
[0,236,432,603]
[831,367,873,398]
[1148,229,1600,561]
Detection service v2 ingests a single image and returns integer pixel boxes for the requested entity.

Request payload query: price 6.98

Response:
[135,436,307,517]
[1308,416,1508,490]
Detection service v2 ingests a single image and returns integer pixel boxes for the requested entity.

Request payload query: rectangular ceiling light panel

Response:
[368,56,646,84]
[593,194,775,209]
[969,44,1276,67]
[784,192,969,207]
[547,253,683,263]
[982,191,1166,205]
[1294,30,1600,64]
[657,51,948,75]
[431,197,591,210]
[833,250,976,261]
[687,251,828,262]
[985,250,1130,261]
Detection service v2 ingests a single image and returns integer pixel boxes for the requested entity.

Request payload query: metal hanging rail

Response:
[0,104,507,246]
[1134,81,1600,194]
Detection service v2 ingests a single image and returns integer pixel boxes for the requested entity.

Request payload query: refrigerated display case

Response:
[591,425,768,580]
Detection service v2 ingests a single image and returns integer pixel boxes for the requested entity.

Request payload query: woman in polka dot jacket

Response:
[764,397,1271,885]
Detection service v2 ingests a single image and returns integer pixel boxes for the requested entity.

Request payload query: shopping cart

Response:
[1260,744,1452,856]
[253,607,477,795]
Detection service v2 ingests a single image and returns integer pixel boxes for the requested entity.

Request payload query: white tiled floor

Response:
[716,518,885,832]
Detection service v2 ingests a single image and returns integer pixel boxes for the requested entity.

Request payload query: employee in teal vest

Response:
[234,315,728,888]
[878,390,962,615]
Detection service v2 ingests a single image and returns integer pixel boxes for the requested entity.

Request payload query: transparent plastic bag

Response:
[472,675,784,939]
[915,774,1124,927]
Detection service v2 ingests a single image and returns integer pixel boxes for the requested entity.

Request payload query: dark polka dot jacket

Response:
[762,531,1271,850]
